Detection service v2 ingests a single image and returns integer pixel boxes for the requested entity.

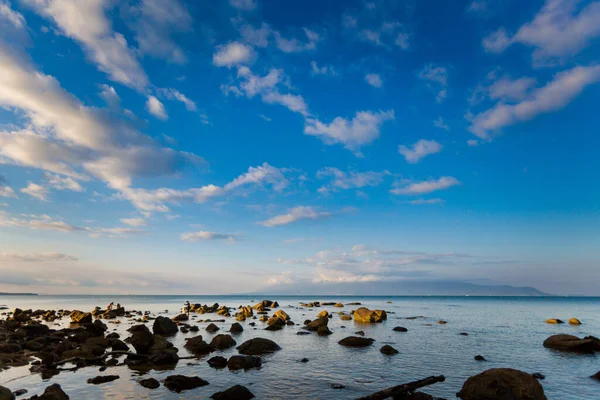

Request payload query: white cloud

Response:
[98,84,119,107]
[311,61,336,76]
[365,73,383,88]
[469,65,600,139]
[398,139,443,163]
[418,64,448,102]
[274,28,320,53]
[0,251,78,262]
[21,182,49,201]
[120,217,147,227]
[146,95,168,120]
[483,0,600,66]
[317,168,386,193]
[304,110,395,155]
[409,198,445,205]
[0,186,17,198]
[157,88,196,111]
[229,0,256,11]
[180,231,237,242]
[358,21,410,48]
[239,23,271,47]
[391,177,460,195]
[24,0,149,90]
[266,271,293,285]
[225,162,290,192]
[433,117,450,130]
[488,76,537,101]
[0,211,82,233]
[129,0,192,64]
[44,173,83,192]
[467,139,480,147]
[259,206,331,227]
[0,0,26,29]
[213,41,254,67]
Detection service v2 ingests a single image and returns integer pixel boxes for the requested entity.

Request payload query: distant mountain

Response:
[255,280,551,296]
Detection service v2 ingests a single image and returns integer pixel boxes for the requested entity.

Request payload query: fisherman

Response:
[185,301,191,316]
[106,302,114,311]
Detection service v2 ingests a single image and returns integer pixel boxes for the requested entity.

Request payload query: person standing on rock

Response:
[185,301,191,316]
[107,302,114,311]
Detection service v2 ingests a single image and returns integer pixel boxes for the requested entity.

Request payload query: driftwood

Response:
[356,375,445,400]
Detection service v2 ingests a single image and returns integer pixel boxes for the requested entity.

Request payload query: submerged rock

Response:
[591,371,600,381]
[543,334,600,353]
[211,384,255,400]
[87,375,120,385]
[380,345,399,355]
[353,307,387,323]
[393,326,408,332]
[237,338,281,355]
[210,334,236,350]
[227,355,262,370]
[531,373,545,380]
[569,318,582,325]
[545,319,564,324]
[474,355,486,361]
[139,378,160,389]
[457,368,547,400]
[27,384,69,400]
[207,356,227,369]
[163,375,209,393]
[184,335,214,354]
[338,336,374,348]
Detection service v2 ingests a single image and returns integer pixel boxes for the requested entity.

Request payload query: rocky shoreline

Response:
[0,300,598,399]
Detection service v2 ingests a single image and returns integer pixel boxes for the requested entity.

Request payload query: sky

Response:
[0,0,599,295]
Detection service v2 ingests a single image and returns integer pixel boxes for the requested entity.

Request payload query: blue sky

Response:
[0,0,599,295]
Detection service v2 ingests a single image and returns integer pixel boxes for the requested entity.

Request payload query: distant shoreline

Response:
[0,292,38,296]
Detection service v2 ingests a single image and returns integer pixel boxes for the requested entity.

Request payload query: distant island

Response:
[0,292,38,296]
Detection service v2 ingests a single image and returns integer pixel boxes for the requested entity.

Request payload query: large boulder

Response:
[543,334,600,353]
[163,375,209,393]
[184,335,214,354]
[227,355,262,370]
[211,385,255,400]
[153,316,178,336]
[210,334,236,350]
[457,368,547,400]
[207,356,228,369]
[338,336,375,347]
[353,307,387,323]
[125,325,154,354]
[229,323,244,333]
[305,317,328,332]
[149,349,179,366]
[69,311,92,324]
[273,310,290,321]
[237,338,281,355]
[0,385,15,400]
[28,384,69,400]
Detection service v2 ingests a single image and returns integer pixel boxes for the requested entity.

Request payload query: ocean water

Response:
[0,295,598,399]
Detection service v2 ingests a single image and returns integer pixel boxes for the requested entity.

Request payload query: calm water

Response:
[1,295,598,399]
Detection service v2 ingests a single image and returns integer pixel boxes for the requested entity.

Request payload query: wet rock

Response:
[543,334,600,353]
[184,335,214,354]
[296,331,311,335]
[125,325,154,354]
[273,310,290,321]
[460,332,469,336]
[317,310,329,319]
[87,375,120,385]
[28,384,69,400]
[153,316,178,336]
[227,355,262,370]
[330,384,345,389]
[14,389,27,397]
[210,334,236,350]
[69,311,92,324]
[545,319,564,324]
[305,317,328,332]
[0,385,14,400]
[206,323,220,333]
[211,384,255,400]
[266,317,285,328]
[149,350,179,366]
[338,336,374,347]
[340,315,352,321]
[229,323,244,333]
[437,320,447,325]
[189,326,199,332]
[139,378,160,389]
[237,338,281,355]
[171,314,189,322]
[355,330,365,336]
[457,368,547,400]
[109,339,129,352]
[353,307,387,323]
[393,326,408,332]
[591,371,600,381]
[106,332,120,339]
[207,356,227,369]
[301,358,309,363]
[569,318,582,325]
[317,325,332,336]
[474,355,486,361]
[163,375,209,393]
[334,303,344,308]
[532,373,545,380]
[346,302,361,305]
[380,345,399,355]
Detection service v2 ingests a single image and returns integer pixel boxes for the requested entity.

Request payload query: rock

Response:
[163,375,209,393]
[125,324,154,354]
[13,389,27,397]
[317,325,332,336]
[106,332,120,339]
[393,326,408,332]
[460,332,469,336]
[265,324,282,331]
[28,384,69,400]
[301,358,309,363]
[338,336,374,347]
[184,335,214,354]
[237,338,281,355]
[273,310,290,321]
[474,355,486,361]
[531,373,545,380]
[87,375,120,385]
[172,314,189,322]
[150,335,174,353]
[229,323,244,333]
[545,319,564,324]
[153,316,178,336]
[346,302,361,305]
[330,384,345,389]
[267,316,285,327]
[69,311,92,324]
[227,355,262,370]
[0,385,15,400]
[109,339,129,351]
[355,330,365,336]
[340,315,352,321]
[437,320,447,325]
[334,303,344,308]
[210,334,236,350]
[206,323,220,333]
[353,307,387,323]
[207,356,227,369]
[569,318,581,325]
[317,310,329,319]
[139,378,160,389]
[543,334,600,353]
[149,350,179,366]
[211,385,255,400]
[305,317,329,332]
[296,331,311,335]
[380,345,399,355]
[589,371,600,381]
[189,325,199,332]
[457,368,547,400]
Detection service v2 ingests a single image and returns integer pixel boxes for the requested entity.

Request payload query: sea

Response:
[0,295,598,399]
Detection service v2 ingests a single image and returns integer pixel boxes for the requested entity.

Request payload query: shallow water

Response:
[1,295,598,399]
